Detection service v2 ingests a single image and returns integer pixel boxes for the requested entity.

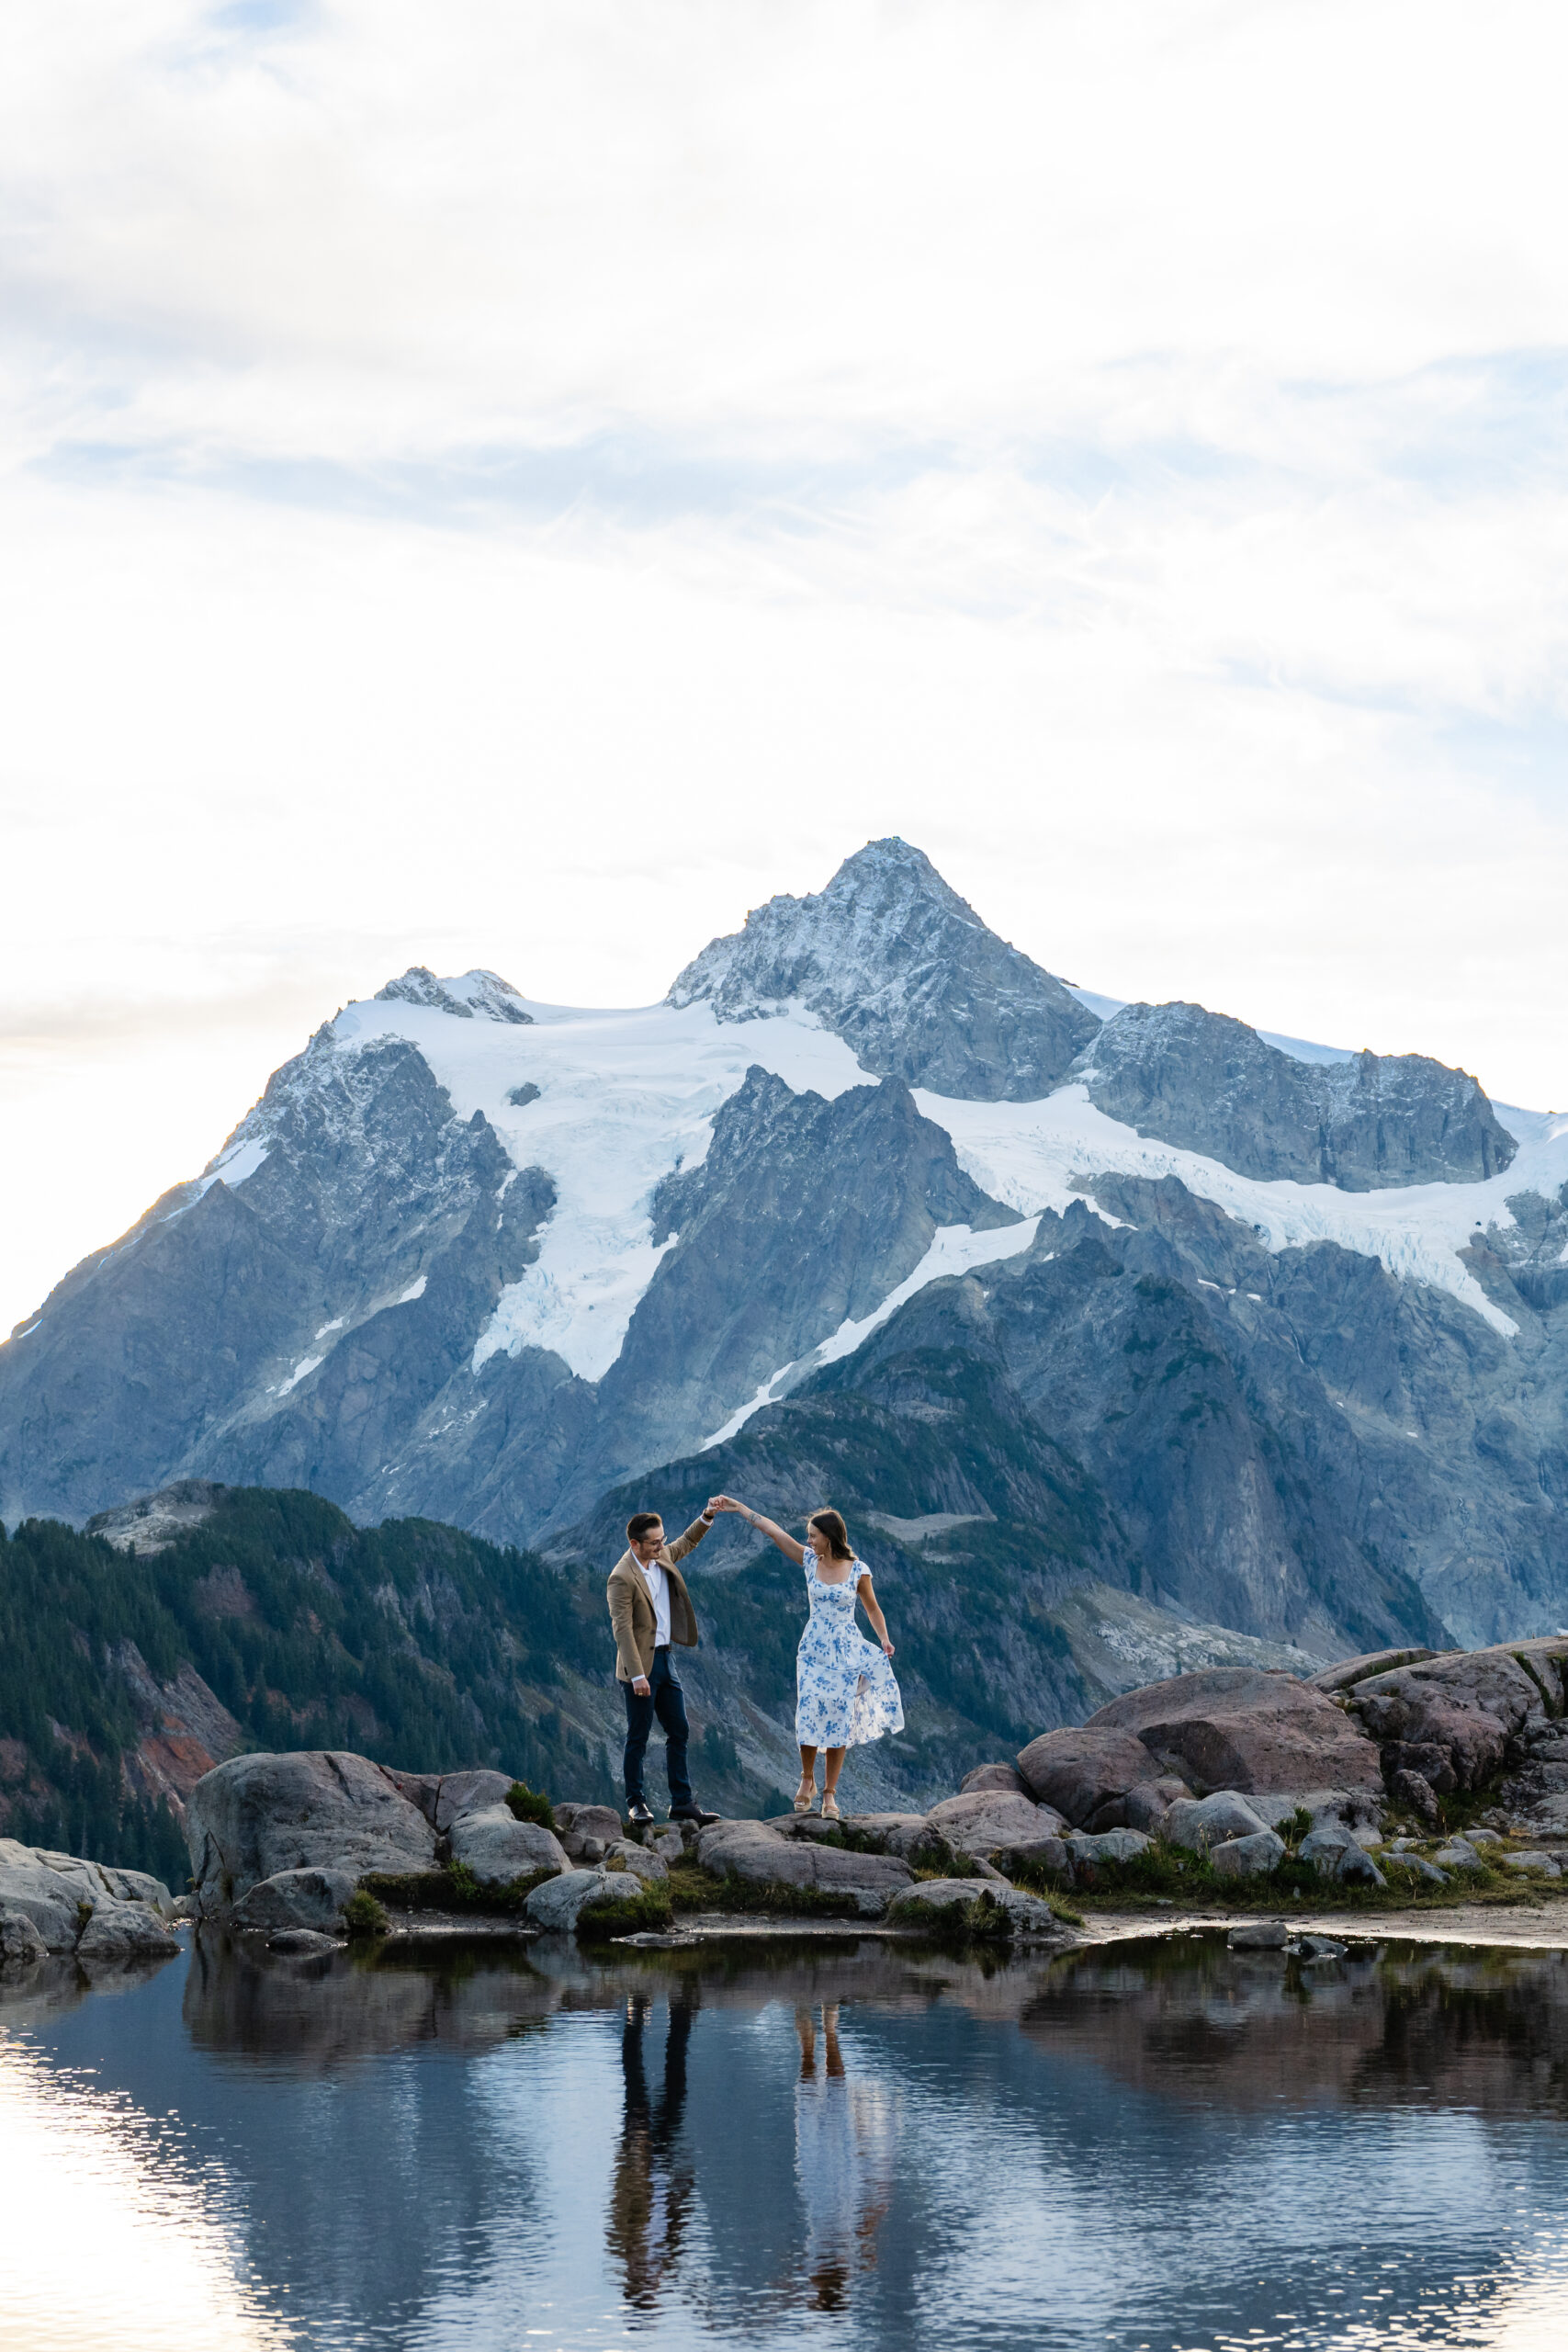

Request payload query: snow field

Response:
[217,978,1568,1411]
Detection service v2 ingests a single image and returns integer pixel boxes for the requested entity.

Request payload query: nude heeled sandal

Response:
[820,1792,840,1821]
[794,1781,816,1814]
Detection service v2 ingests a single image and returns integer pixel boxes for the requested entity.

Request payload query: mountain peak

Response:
[668,838,1097,1102]
[373,967,533,1024]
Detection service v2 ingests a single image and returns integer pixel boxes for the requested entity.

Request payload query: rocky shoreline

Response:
[7,1636,1568,1976]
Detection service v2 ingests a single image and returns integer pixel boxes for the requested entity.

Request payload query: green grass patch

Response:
[664,1861,864,1920]
[1014,1833,1568,1917]
[576,1883,676,1938]
[506,1781,556,1829]
[343,1889,389,1939]
[360,1862,555,1916]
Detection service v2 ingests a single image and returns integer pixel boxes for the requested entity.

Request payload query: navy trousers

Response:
[622,1647,693,1811]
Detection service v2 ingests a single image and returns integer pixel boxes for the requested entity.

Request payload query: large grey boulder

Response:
[1299,1823,1387,1886]
[524,1869,616,1933]
[604,1840,668,1885]
[446,1806,569,1886]
[959,1762,1029,1795]
[1015,1726,1163,1826]
[1211,1830,1286,1880]
[1087,1668,1383,1797]
[0,1838,175,1951]
[186,1750,437,1914]
[887,1879,1071,1940]
[923,1790,1066,1860]
[1063,1829,1151,1878]
[1504,1851,1562,1878]
[839,1813,931,1857]
[230,1867,356,1934]
[1431,1838,1486,1871]
[75,1901,181,1962]
[1228,1921,1289,1949]
[697,1819,913,1914]
[0,1904,48,1967]
[432,1770,517,1833]
[1166,1791,1270,1852]
[552,1803,626,1861]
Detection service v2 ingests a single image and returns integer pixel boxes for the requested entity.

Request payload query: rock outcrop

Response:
[669,836,1099,1101]
[0,1837,178,1965]
[695,1818,914,1915]
[1076,1001,1516,1190]
[186,1751,439,1916]
[1084,1668,1384,1797]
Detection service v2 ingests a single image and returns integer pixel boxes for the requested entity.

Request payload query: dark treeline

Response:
[0,1488,616,1880]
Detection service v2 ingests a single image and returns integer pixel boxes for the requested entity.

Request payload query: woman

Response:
[711,1498,902,1817]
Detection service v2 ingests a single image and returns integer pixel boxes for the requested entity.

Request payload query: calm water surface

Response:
[3,1928,1567,2351]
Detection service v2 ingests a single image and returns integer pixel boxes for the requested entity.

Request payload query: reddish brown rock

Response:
[1308,1646,1442,1695]
[925,1789,1066,1857]
[1086,1668,1383,1796]
[1015,1726,1166,1826]
[959,1762,1029,1796]
[1345,1646,1562,1791]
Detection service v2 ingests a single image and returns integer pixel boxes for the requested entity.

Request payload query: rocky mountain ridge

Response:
[3,837,1565,1658]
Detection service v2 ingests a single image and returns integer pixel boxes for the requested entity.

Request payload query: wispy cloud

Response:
[2,0,1568,1328]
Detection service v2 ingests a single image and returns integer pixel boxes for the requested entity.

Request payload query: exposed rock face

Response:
[1337,1640,1568,1793]
[1164,1791,1271,1851]
[230,1868,357,1934]
[0,1838,176,1959]
[1076,1001,1516,1190]
[922,1790,1067,1859]
[552,1804,626,1860]
[1211,1830,1287,1880]
[375,967,534,1024]
[696,1818,913,1913]
[445,1806,569,1885]
[607,1065,1013,1467]
[73,1900,179,1962]
[886,1880,1070,1939]
[1015,1727,1176,1826]
[1087,1668,1385,1796]
[524,1868,615,1932]
[669,837,1099,1100]
[959,1762,1029,1795]
[186,1751,436,1915]
[0,1905,48,1966]
[0,1030,558,1526]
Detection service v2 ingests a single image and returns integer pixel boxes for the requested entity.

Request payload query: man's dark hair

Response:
[626,1511,664,1545]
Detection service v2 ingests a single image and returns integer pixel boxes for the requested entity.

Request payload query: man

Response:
[608,1501,724,1826]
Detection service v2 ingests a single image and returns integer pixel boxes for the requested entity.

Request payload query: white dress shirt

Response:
[641,1555,672,1648]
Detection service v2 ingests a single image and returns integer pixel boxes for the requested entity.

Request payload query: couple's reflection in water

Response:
[607,1991,698,2309]
[794,2002,897,2310]
[607,1990,897,2316]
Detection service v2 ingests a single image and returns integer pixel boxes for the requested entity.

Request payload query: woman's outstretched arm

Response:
[857,1573,896,1657]
[709,1495,806,1566]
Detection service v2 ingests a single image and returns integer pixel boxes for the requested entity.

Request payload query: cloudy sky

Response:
[4,0,1568,1332]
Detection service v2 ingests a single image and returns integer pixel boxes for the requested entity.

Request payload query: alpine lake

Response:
[3,1921,1567,2352]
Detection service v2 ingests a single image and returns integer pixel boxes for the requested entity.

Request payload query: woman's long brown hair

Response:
[807,1508,854,1561]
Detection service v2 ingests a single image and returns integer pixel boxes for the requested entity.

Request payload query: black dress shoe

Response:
[626,1801,655,1826]
[669,1804,720,1826]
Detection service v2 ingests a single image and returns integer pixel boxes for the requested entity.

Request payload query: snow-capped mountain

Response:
[3,837,1566,1657]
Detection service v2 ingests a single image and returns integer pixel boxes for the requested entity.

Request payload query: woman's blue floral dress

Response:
[795,1560,905,1748]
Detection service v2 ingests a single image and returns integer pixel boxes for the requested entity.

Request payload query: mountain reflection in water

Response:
[1,1930,1566,2350]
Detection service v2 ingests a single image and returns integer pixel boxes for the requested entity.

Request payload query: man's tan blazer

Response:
[607,1515,712,1683]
